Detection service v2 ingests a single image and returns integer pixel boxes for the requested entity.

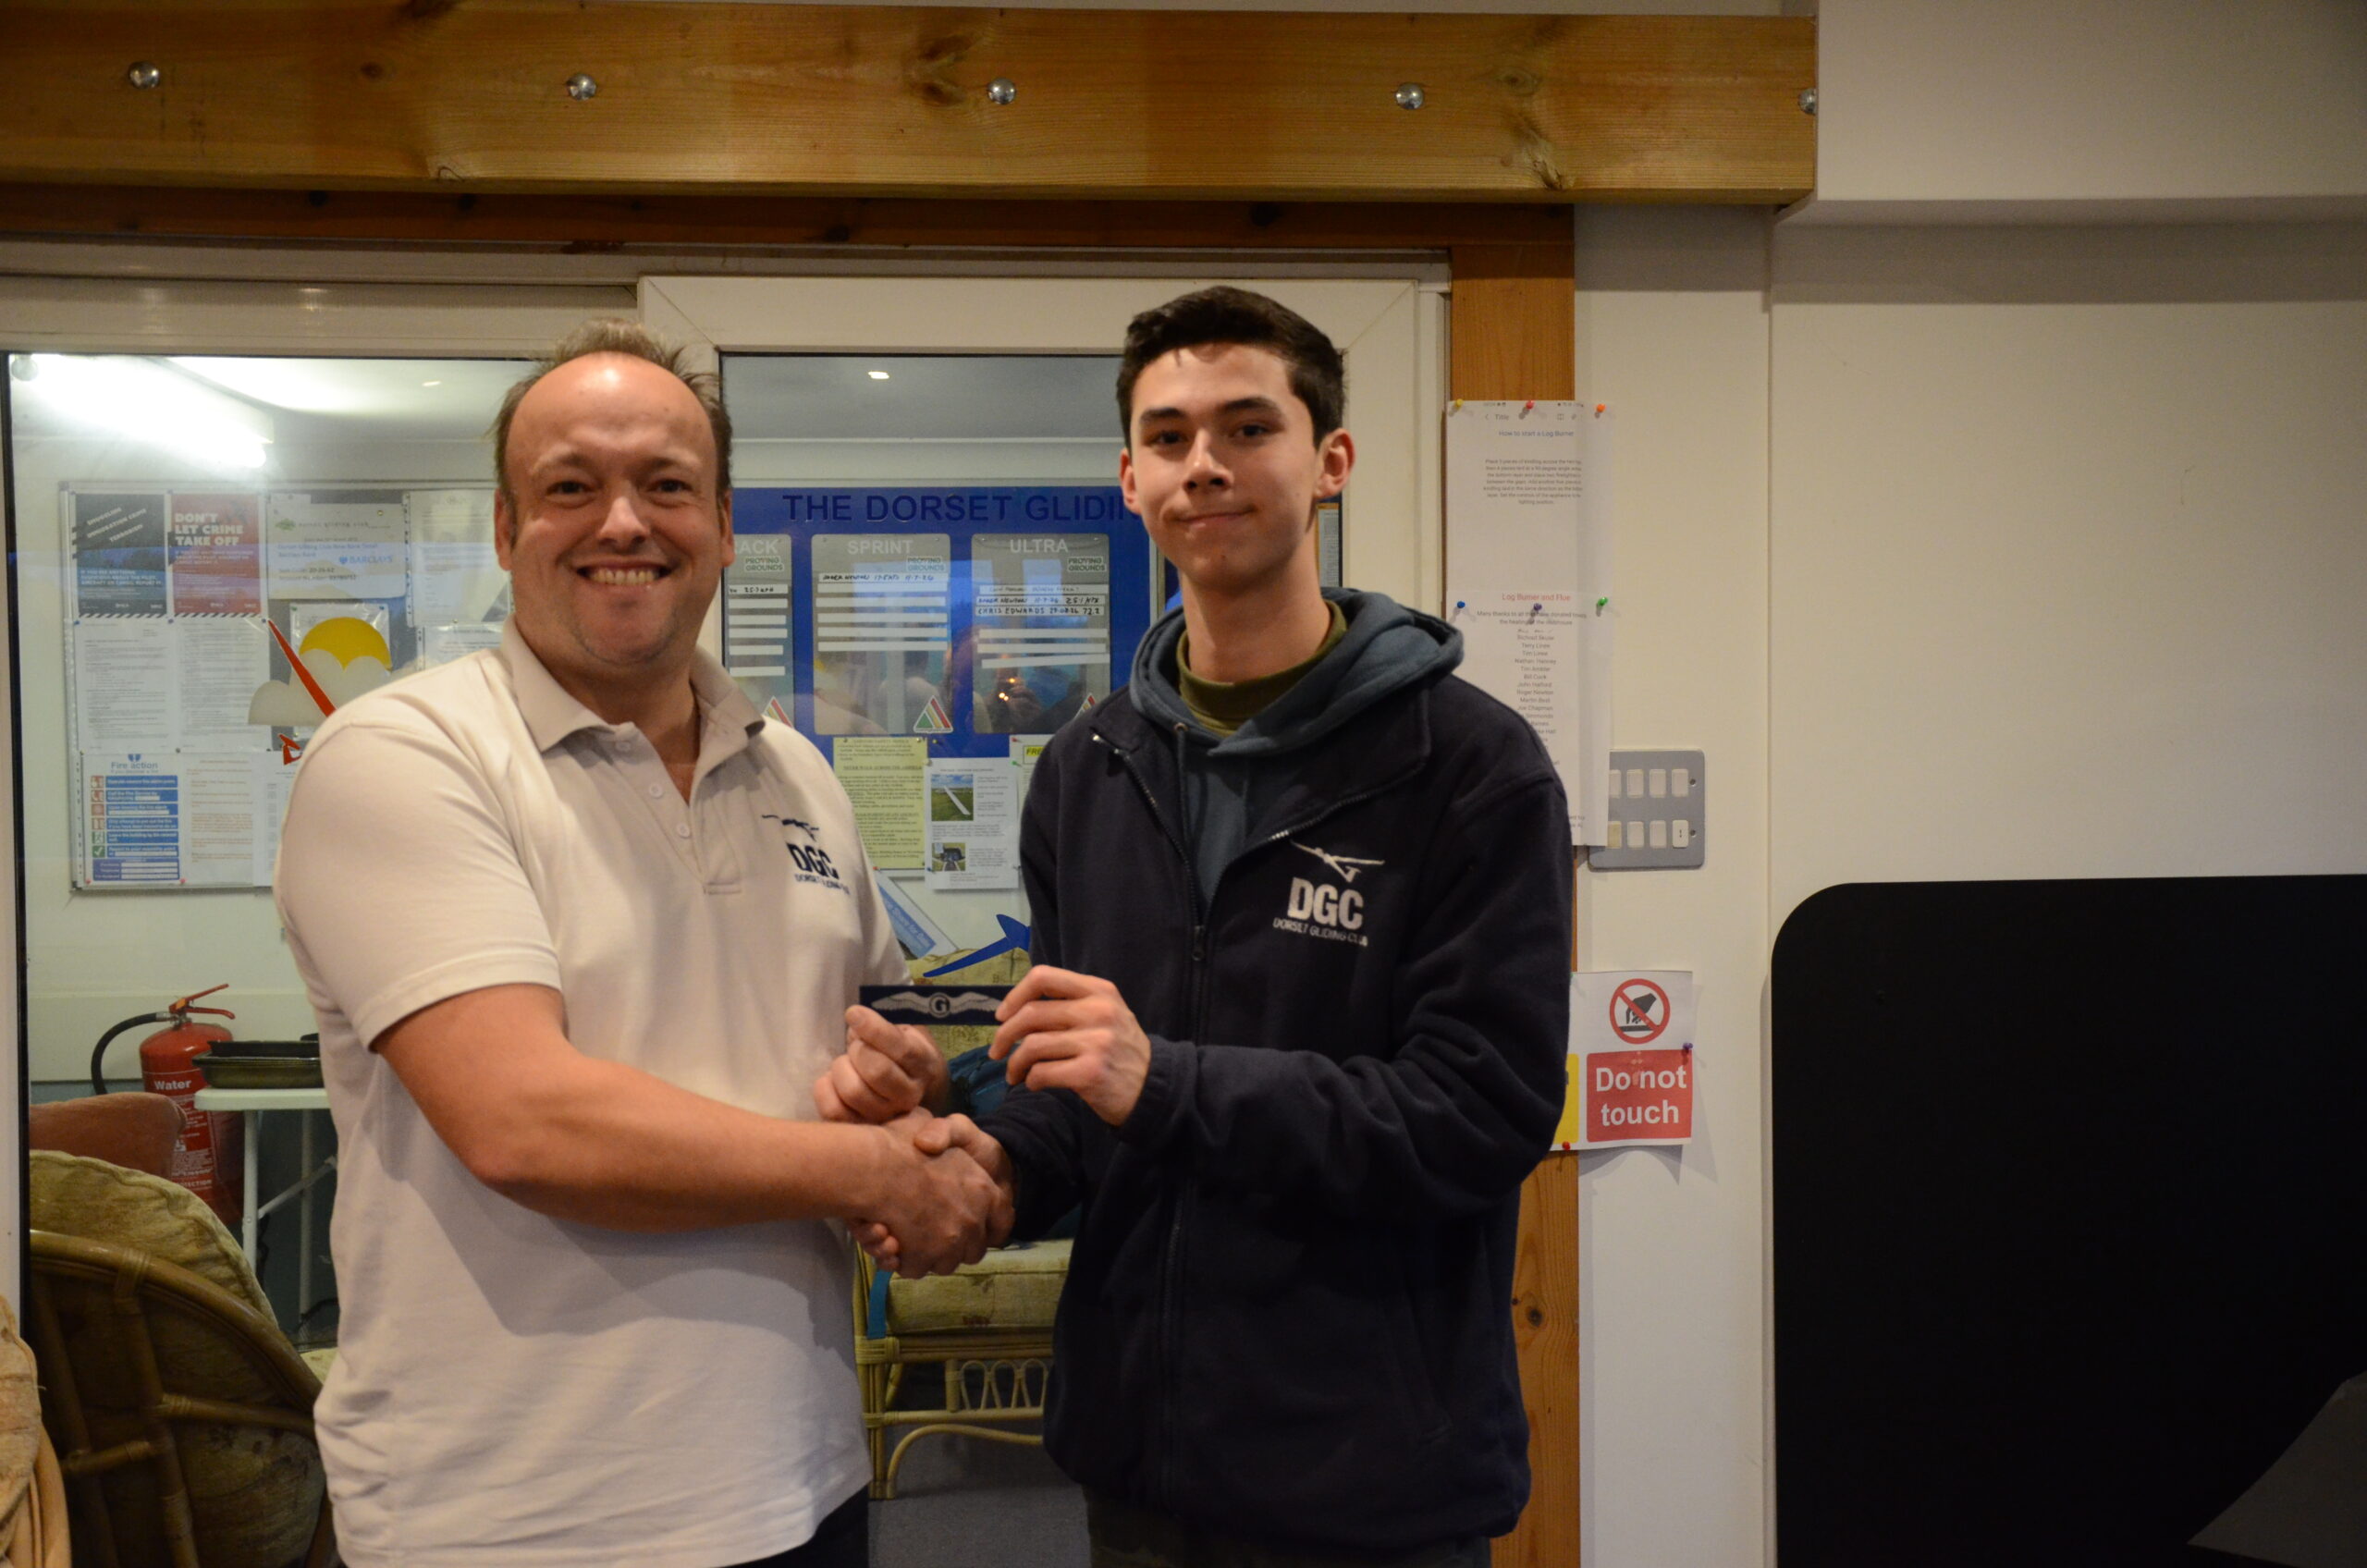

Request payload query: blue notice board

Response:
[726,486,1154,762]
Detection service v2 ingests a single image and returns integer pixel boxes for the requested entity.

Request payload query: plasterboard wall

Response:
[1768,227,2367,925]
[1570,205,1772,1568]
[1577,220,2367,1568]
[1809,0,2367,218]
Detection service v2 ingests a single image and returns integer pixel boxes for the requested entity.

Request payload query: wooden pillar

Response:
[1451,240,1583,1568]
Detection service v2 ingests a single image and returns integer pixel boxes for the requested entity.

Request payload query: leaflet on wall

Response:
[166,494,264,615]
[72,492,170,616]
[172,619,271,751]
[79,751,292,888]
[266,492,409,599]
[971,533,1110,733]
[810,534,952,735]
[1562,970,1698,1150]
[1443,402,1613,845]
[830,736,927,870]
[422,623,504,666]
[72,620,176,750]
[408,488,507,622]
[924,757,1019,891]
[724,535,791,680]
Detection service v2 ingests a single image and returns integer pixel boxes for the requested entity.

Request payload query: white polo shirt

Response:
[276,623,905,1568]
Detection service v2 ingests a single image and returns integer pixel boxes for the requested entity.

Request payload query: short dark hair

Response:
[491,318,732,503]
[1116,287,1345,444]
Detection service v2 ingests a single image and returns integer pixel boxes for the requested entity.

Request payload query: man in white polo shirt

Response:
[275,321,1005,1568]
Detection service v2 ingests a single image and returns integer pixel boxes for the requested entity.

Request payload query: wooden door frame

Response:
[0,202,1584,1568]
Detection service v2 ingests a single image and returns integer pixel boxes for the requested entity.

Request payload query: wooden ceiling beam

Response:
[0,5,1814,204]
[0,185,1578,251]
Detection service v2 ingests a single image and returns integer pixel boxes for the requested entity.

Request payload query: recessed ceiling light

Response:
[867,370,891,381]
[421,379,442,387]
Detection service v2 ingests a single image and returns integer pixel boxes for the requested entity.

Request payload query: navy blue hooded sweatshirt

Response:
[978,588,1572,1556]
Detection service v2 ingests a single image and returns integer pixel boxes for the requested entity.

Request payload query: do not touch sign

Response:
[1563,970,1699,1150]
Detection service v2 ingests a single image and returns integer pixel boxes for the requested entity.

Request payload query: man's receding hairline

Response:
[503,353,721,485]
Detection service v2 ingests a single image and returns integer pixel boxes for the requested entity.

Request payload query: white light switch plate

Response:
[1590,750,1704,869]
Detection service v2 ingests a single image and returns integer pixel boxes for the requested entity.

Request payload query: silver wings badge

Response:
[1291,840,1386,884]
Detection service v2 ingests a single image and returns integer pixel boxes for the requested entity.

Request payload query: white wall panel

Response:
[1769,226,2367,923]
[1809,0,2367,219]
[1571,206,1772,1568]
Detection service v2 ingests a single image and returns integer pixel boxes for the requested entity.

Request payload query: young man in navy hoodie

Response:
[825,287,1571,1566]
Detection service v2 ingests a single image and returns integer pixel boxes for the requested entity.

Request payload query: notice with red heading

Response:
[1560,970,1697,1149]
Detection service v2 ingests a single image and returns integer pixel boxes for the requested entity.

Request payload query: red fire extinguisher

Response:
[89,984,244,1227]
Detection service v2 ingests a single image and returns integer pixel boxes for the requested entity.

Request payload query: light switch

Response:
[1592,750,1704,871]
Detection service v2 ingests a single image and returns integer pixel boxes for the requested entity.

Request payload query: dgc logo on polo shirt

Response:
[765,814,851,895]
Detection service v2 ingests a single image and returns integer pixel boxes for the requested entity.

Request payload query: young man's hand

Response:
[854,1113,1014,1278]
[989,965,1151,1127]
[814,1006,950,1123]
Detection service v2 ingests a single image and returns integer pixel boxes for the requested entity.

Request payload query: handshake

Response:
[813,1004,1014,1280]
[813,966,1154,1279]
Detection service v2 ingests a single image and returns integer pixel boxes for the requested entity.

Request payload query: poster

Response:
[80,752,292,888]
[167,494,264,615]
[267,491,409,599]
[72,492,170,616]
[408,488,507,623]
[724,534,791,679]
[925,757,1019,890]
[830,736,927,870]
[1443,402,1613,845]
[80,753,182,885]
[1562,970,1698,1150]
[172,619,271,751]
[72,620,176,751]
[727,486,1151,766]
[971,533,1110,733]
[811,533,952,735]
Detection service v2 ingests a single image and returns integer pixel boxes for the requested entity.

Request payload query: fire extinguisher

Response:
[89,984,244,1227]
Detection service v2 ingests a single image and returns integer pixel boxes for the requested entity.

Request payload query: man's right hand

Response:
[863,1112,1012,1278]
[815,1006,950,1123]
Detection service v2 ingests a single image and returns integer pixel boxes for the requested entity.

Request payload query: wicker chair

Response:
[25,1231,335,1568]
[852,1238,1068,1500]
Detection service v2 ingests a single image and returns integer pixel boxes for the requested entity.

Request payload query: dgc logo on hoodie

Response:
[1272,840,1380,949]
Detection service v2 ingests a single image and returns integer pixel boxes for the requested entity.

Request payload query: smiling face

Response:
[1119,343,1353,604]
[494,352,734,714]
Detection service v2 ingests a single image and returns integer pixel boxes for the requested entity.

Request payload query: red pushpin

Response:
[1595,403,1607,415]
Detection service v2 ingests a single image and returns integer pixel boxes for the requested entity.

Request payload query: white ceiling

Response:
[13,350,1124,452]
[169,357,529,440]
[723,354,1122,443]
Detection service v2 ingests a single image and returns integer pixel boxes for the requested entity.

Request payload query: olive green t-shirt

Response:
[1175,601,1349,739]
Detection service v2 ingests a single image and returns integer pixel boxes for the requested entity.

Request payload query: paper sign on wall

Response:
[925,756,1019,891]
[1443,401,1613,846]
[1561,970,1698,1149]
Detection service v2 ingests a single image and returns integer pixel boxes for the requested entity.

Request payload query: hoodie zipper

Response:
[1092,728,1200,1509]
